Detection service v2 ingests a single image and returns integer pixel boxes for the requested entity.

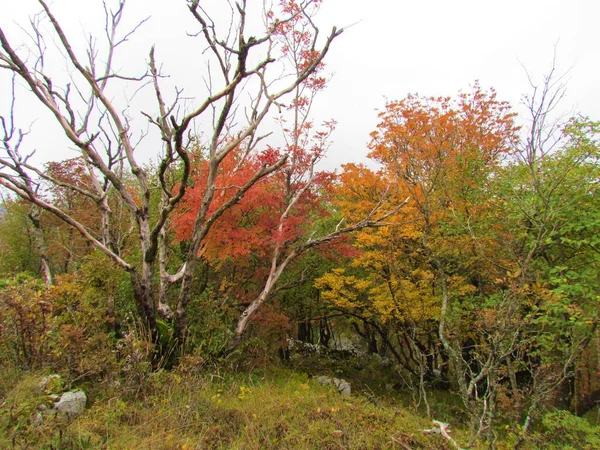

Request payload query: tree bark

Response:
[27,207,52,289]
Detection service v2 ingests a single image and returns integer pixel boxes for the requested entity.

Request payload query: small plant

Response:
[237,385,251,401]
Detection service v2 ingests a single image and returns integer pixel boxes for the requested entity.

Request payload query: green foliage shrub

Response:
[185,286,237,359]
[0,200,38,277]
[531,409,600,449]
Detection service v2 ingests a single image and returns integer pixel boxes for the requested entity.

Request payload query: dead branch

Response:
[423,421,465,450]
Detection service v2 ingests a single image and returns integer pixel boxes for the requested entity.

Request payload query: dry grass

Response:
[1,369,457,449]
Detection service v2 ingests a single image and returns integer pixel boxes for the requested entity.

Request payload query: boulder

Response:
[54,390,87,419]
[315,376,351,396]
[333,378,351,396]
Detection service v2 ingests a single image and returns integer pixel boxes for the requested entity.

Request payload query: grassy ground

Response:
[3,359,598,449]
[1,366,460,450]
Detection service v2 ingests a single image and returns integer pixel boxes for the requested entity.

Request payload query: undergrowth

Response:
[1,368,454,449]
[3,365,600,449]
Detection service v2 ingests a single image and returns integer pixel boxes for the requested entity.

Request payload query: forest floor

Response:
[1,364,455,449]
[0,352,585,449]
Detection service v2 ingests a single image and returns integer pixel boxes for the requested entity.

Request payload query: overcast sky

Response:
[1,0,598,170]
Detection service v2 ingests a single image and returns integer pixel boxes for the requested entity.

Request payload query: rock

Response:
[333,378,351,396]
[316,375,333,386]
[315,376,351,396]
[54,390,87,419]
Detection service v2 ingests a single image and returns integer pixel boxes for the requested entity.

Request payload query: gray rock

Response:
[54,390,87,419]
[333,378,351,396]
[316,375,333,386]
[32,407,56,426]
[315,376,351,396]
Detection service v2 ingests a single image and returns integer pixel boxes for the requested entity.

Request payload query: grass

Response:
[4,360,594,449]
[1,368,457,449]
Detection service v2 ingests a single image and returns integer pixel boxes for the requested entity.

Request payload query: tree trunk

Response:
[319,317,332,348]
[298,319,313,343]
[27,207,53,289]
[130,268,158,343]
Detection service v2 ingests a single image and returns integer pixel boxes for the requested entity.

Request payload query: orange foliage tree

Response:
[368,84,519,360]
[317,85,520,409]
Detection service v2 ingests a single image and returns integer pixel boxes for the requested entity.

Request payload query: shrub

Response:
[531,409,600,449]
[0,276,51,370]
[0,273,120,381]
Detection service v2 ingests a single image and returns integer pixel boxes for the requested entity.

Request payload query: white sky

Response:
[1,0,599,171]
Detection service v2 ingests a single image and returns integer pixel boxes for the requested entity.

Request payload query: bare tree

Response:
[0,0,402,352]
[0,0,342,342]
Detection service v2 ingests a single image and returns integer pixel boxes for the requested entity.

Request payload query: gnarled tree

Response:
[1,0,403,351]
[0,0,344,344]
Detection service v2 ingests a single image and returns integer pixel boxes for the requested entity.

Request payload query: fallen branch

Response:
[422,420,464,450]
